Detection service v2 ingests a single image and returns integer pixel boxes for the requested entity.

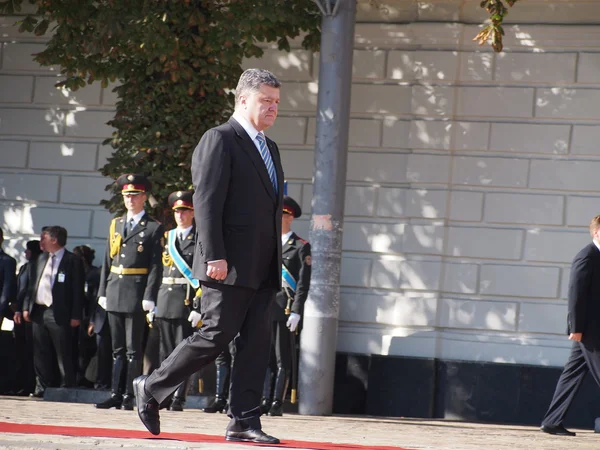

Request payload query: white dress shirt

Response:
[282,231,293,246]
[127,210,146,229]
[35,247,66,307]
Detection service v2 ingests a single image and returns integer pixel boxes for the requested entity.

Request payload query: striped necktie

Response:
[256,132,278,194]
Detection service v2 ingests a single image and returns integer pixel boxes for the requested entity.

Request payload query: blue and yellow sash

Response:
[168,229,199,290]
[282,264,297,293]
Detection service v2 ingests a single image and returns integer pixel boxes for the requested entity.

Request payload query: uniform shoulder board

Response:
[296,236,309,245]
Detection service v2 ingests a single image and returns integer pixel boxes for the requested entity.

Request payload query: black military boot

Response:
[122,358,142,411]
[169,379,189,412]
[269,368,289,417]
[260,367,273,415]
[203,364,229,413]
[95,356,125,409]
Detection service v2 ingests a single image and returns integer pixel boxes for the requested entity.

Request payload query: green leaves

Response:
[0,0,322,220]
[474,0,521,52]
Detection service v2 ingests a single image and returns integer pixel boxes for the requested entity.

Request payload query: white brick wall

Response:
[4,16,600,367]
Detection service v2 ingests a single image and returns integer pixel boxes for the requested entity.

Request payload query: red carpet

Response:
[0,421,410,450]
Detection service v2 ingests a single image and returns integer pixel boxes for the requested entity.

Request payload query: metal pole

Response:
[299,0,356,416]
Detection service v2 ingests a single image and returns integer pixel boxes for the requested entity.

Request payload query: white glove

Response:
[142,300,155,312]
[98,296,107,310]
[188,310,202,328]
[286,312,301,332]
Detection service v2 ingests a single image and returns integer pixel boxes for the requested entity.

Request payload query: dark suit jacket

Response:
[156,226,198,320]
[191,117,284,290]
[0,249,17,319]
[273,233,311,322]
[567,242,600,344]
[98,213,164,313]
[22,250,84,327]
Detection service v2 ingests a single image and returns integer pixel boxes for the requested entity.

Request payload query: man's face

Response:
[174,209,194,228]
[40,232,57,252]
[240,85,280,131]
[282,212,294,228]
[123,192,146,214]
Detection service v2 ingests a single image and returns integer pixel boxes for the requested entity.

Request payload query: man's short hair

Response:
[42,225,68,247]
[234,68,281,107]
[590,215,600,238]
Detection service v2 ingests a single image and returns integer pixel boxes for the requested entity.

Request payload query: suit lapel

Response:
[267,135,284,205]
[54,250,68,282]
[34,253,49,295]
[282,233,296,255]
[124,213,149,242]
[229,118,276,203]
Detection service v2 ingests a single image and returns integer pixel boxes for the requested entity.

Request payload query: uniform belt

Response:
[110,266,149,275]
[162,277,188,285]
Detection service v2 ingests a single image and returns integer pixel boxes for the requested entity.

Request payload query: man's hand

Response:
[70,319,81,328]
[188,311,202,328]
[13,311,22,325]
[569,332,583,342]
[23,311,30,322]
[142,300,155,312]
[98,296,107,310]
[286,312,301,332]
[206,260,228,281]
[87,323,95,337]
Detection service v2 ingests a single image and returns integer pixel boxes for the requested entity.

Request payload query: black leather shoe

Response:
[259,398,271,415]
[132,376,160,436]
[169,397,184,412]
[122,394,134,411]
[29,390,44,399]
[203,397,227,413]
[540,424,576,436]
[269,400,283,417]
[95,394,123,409]
[225,429,280,444]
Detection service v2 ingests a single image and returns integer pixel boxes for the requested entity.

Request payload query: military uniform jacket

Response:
[98,213,164,313]
[273,233,311,322]
[156,226,197,320]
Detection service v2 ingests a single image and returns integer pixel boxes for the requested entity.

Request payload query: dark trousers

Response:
[542,341,600,426]
[108,311,145,360]
[147,282,275,431]
[156,318,193,363]
[271,320,291,372]
[95,321,113,389]
[13,321,35,394]
[31,305,75,389]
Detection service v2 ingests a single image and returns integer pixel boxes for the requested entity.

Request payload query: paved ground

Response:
[0,396,599,450]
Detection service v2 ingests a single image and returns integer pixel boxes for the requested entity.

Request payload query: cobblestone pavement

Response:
[0,396,598,450]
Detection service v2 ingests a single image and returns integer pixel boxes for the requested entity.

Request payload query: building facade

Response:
[2,0,600,426]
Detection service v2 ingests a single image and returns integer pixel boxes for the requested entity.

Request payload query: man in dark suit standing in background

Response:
[95,174,163,411]
[154,190,202,411]
[261,195,311,417]
[541,214,600,436]
[134,68,284,444]
[22,226,84,396]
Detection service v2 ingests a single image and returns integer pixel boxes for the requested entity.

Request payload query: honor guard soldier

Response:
[95,174,164,411]
[155,191,202,411]
[260,195,311,416]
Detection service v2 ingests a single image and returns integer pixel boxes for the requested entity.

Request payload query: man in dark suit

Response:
[95,174,164,411]
[154,190,202,411]
[22,226,84,395]
[541,214,600,436]
[134,68,284,444]
[260,195,311,417]
[0,228,17,329]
